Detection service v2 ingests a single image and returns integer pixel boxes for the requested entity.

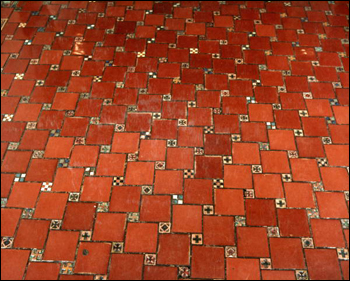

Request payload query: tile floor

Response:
[1,1,349,280]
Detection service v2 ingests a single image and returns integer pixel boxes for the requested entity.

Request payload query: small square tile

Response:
[50,220,62,230]
[159,222,171,234]
[191,234,203,245]
[172,195,184,205]
[260,258,272,269]
[225,246,237,258]
[275,199,287,208]
[80,231,92,241]
[267,227,280,238]
[111,242,124,253]
[213,178,224,188]
[302,238,314,249]
[337,248,349,260]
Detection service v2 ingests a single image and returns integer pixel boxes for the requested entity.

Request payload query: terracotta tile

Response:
[284,183,316,208]
[305,249,342,280]
[140,195,171,222]
[290,158,321,182]
[1,122,26,142]
[143,266,178,280]
[93,213,126,241]
[125,162,154,185]
[204,216,235,246]
[184,179,213,204]
[1,249,30,280]
[215,189,245,216]
[86,125,114,145]
[110,186,141,212]
[96,154,126,176]
[34,192,68,220]
[178,127,204,147]
[157,234,190,265]
[112,133,140,153]
[44,137,74,158]
[75,242,111,274]
[297,137,325,158]
[246,199,277,226]
[241,122,268,142]
[214,115,240,133]
[325,145,349,167]
[316,192,349,219]
[43,231,80,261]
[125,223,158,253]
[81,177,113,202]
[61,117,90,137]
[278,209,310,237]
[227,258,261,280]
[254,174,284,199]
[269,130,296,150]
[270,238,306,269]
[7,182,41,208]
[2,151,32,173]
[311,219,345,248]
[1,208,22,237]
[172,205,202,233]
[62,202,96,230]
[224,165,253,189]
[151,119,178,139]
[195,156,223,179]
[109,254,143,280]
[166,147,194,169]
[154,170,183,194]
[14,219,50,248]
[53,168,84,192]
[237,227,269,257]
[25,262,60,280]
[261,270,296,280]
[192,246,225,279]
[321,167,349,191]
[69,146,99,167]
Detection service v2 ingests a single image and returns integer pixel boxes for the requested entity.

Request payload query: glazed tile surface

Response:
[1,1,349,280]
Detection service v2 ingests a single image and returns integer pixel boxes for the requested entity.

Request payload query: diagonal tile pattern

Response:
[1,1,349,280]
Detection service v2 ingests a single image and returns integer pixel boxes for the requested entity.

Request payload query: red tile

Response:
[227,258,261,280]
[26,159,58,182]
[93,213,126,241]
[53,168,84,192]
[270,238,306,269]
[204,216,235,246]
[157,234,190,265]
[261,270,296,280]
[205,134,231,155]
[1,208,22,237]
[140,195,171,222]
[81,177,113,202]
[14,219,50,248]
[261,151,290,173]
[325,145,349,167]
[305,249,342,280]
[25,262,60,280]
[172,205,202,233]
[249,104,274,122]
[224,165,253,189]
[316,192,349,219]
[43,231,80,261]
[125,223,158,253]
[311,219,345,248]
[1,151,32,173]
[269,130,296,150]
[139,140,166,161]
[125,162,154,185]
[232,143,260,165]
[34,192,68,220]
[284,183,316,208]
[96,154,126,176]
[110,186,141,213]
[222,96,247,114]
[184,179,213,204]
[61,117,90,137]
[44,137,74,158]
[62,202,96,230]
[154,170,183,194]
[278,209,310,237]
[1,249,30,280]
[1,122,26,142]
[297,137,325,158]
[192,246,225,279]
[215,189,245,216]
[109,254,143,280]
[321,167,349,191]
[126,113,152,132]
[75,242,111,274]
[7,182,41,208]
[290,158,321,182]
[70,146,99,167]
[178,127,204,147]
[254,174,284,199]
[237,227,269,257]
[13,103,41,121]
[241,122,268,142]
[112,133,139,153]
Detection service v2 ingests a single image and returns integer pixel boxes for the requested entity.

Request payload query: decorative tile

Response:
[142,186,153,195]
[191,234,203,245]
[80,231,92,241]
[178,267,191,279]
[1,237,14,249]
[127,212,139,222]
[113,176,124,186]
[252,165,263,174]
[172,195,183,205]
[267,227,280,238]
[68,193,80,202]
[235,216,246,227]
[41,182,53,192]
[60,262,74,275]
[159,222,171,233]
[275,198,287,208]
[111,242,124,254]
[225,246,237,258]
[50,220,62,230]
[213,179,224,188]
[337,248,349,260]
[29,249,44,261]
[295,270,309,280]
[301,238,314,249]
[260,258,272,269]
